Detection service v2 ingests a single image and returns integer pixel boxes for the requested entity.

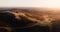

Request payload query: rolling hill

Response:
[0,8,60,32]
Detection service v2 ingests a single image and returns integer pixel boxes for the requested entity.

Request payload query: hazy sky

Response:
[0,0,60,8]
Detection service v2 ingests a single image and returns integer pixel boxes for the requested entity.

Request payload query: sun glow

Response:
[0,0,60,8]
